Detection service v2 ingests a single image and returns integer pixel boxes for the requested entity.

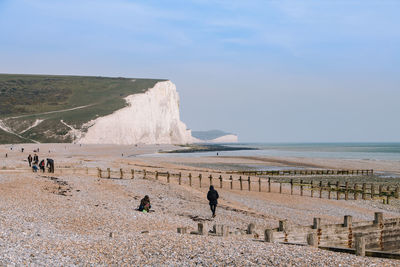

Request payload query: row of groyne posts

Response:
[95,168,400,203]
[177,212,400,259]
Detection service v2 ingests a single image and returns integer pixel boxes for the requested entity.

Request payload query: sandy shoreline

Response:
[1,143,399,265]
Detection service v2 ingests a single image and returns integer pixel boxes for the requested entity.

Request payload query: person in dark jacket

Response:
[27,154,32,167]
[39,159,45,172]
[138,195,151,212]
[46,158,54,173]
[207,185,219,217]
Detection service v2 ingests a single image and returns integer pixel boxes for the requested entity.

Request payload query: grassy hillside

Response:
[0,74,165,144]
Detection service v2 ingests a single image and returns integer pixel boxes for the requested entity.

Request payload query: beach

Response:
[1,143,399,265]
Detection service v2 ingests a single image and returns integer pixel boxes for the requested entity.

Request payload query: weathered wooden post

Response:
[313,218,321,229]
[300,180,304,196]
[258,177,261,192]
[155,171,158,180]
[386,195,390,205]
[248,176,251,191]
[131,169,135,179]
[345,182,349,200]
[344,215,352,227]
[230,175,233,190]
[307,233,318,247]
[143,169,146,179]
[328,182,331,199]
[268,177,271,192]
[379,184,383,196]
[178,172,182,185]
[97,168,102,178]
[362,183,366,200]
[239,176,243,191]
[311,180,314,197]
[336,181,340,200]
[189,173,192,187]
[395,186,399,199]
[279,220,289,232]
[199,174,202,188]
[167,172,170,183]
[355,233,365,256]
[209,175,213,186]
[279,181,282,194]
[219,175,223,188]
[374,212,383,225]
[120,168,123,179]
[107,168,111,179]
[319,181,323,198]
[371,184,375,199]
[354,183,358,200]
[264,229,274,242]
[290,179,294,195]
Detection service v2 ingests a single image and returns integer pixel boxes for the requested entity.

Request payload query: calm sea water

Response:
[154,143,400,161]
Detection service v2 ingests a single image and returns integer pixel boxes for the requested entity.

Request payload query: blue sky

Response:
[1,0,399,142]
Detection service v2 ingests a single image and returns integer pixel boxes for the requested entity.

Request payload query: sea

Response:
[159,143,400,161]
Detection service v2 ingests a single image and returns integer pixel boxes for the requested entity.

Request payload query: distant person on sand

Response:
[27,154,32,167]
[207,185,219,218]
[138,195,151,212]
[33,154,39,164]
[39,159,45,172]
[46,158,54,173]
[32,164,38,172]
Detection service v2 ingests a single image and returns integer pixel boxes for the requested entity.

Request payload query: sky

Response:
[0,0,399,142]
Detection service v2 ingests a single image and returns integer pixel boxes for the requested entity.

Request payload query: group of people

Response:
[138,186,219,218]
[28,154,54,173]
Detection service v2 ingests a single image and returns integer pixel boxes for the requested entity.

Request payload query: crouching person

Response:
[138,195,151,213]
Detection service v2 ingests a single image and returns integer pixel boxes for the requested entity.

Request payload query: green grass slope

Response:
[0,74,165,144]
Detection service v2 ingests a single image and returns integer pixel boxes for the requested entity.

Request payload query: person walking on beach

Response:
[39,159,45,172]
[207,185,219,218]
[33,154,39,164]
[27,154,32,167]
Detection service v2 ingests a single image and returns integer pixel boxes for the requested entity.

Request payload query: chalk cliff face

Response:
[78,81,193,145]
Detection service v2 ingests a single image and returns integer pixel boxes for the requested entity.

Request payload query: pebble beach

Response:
[1,144,399,266]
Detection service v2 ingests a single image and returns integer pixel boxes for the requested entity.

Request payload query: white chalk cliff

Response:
[78,81,194,145]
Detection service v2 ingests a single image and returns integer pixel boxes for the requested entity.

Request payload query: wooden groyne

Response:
[229,169,374,176]
[95,168,399,204]
[264,212,400,259]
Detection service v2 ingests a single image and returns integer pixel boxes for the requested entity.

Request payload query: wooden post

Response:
[97,168,102,178]
[143,169,146,179]
[86,167,89,175]
[300,180,303,196]
[264,229,274,242]
[336,181,340,200]
[189,173,192,187]
[311,180,314,198]
[258,177,261,192]
[248,176,251,191]
[344,215,352,227]
[290,179,293,195]
[268,177,271,192]
[279,181,282,194]
[371,184,375,199]
[167,172,170,183]
[178,172,182,185]
[107,168,111,179]
[230,175,233,190]
[355,234,365,256]
[155,171,158,180]
[354,183,358,200]
[219,175,223,188]
[209,175,213,186]
[395,186,399,199]
[131,169,135,179]
[120,168,123,179]
[379,184,383,196]
[328,182,331,199]
[319,181,323,198]
[362,183,366,200]
[307,233,318,247]
[373,212,383,225]
[239,176,243,191]
[345,182,349,200]
[199,174,202,188]
[386,195,390,205]
[313,218,321,229]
